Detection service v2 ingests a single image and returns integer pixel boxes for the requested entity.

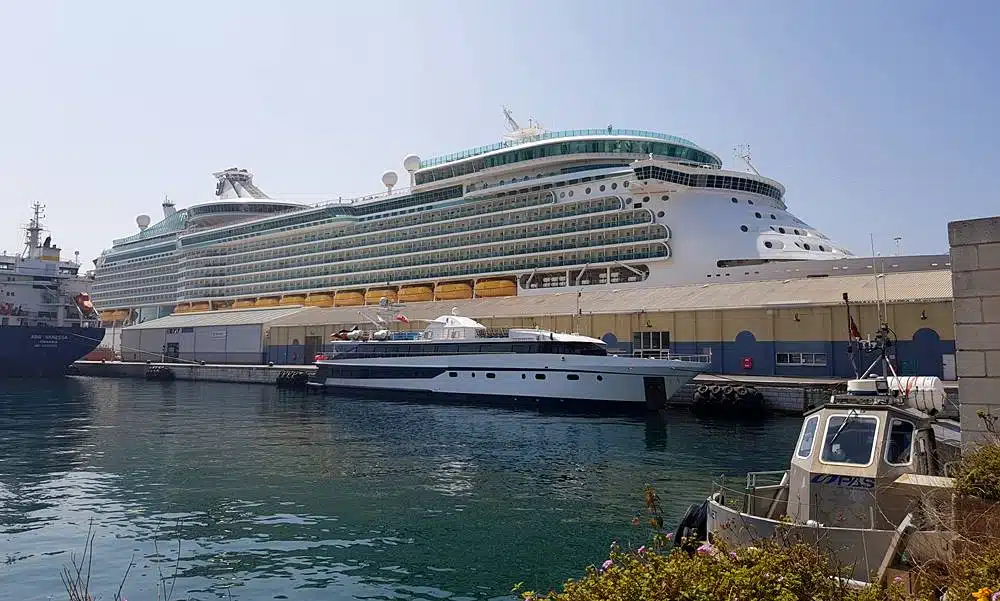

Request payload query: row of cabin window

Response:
[449,372,595,381]
[333,342,607,356]
[796,413,915,467]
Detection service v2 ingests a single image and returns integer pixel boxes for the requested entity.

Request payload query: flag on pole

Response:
[848,314,861,340]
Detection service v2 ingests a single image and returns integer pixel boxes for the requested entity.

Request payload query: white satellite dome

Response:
[403,154,421,173]
[136,214,151,231]
[381,170,399,188]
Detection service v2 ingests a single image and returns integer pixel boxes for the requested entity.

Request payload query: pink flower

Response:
[729,551,737,560]
[601,559,613,571]
[664,532,674,540]
[637,546,647,554]
[893,576,903,584]
[631,517,640,526]
[696,543,712,555]
[991,592,999,601]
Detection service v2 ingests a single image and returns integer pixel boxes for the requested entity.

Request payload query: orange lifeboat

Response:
[398,285,434,303]
[364,288,397,305]
[211,300,233,311]
[190,302,211,312]
[474,278,517,298]
[174,304,191,314]
[233,299,257,309]
[74,293,97,314]
[435,282,473,300]
[305,293,335,308]
[279,294,307,306]
[255,297,280,308]
[334,290,365,307]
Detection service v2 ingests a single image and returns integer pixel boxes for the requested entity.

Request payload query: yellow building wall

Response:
[267,300,955,347]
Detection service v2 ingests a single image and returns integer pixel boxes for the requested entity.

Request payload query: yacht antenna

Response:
[734,145,760,176]
[867,234,896,377]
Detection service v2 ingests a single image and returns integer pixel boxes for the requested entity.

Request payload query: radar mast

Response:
[23,202,46,259]
[734,144,760,176]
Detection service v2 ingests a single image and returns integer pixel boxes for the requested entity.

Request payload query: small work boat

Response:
[679,295,964,585]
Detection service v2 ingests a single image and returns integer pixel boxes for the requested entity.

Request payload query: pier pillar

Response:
[949,216,1000,448]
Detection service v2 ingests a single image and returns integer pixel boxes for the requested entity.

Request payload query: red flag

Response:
[395,313,409,324]
[848,315,861,340]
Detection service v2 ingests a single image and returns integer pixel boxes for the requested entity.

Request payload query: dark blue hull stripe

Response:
[0,326,106,377]
[308,383,654,415]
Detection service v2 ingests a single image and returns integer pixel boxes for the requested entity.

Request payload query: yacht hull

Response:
[312,353,706,409]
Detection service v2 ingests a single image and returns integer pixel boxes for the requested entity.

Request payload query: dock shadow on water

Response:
[0,377,801,600]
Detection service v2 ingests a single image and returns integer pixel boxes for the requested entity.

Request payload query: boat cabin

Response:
[705,374,962,582]
[784,376,959,530]
[322,313,609,359]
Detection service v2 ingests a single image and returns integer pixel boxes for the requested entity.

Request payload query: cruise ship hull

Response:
[311,354,708,411]
[0,326,106,377]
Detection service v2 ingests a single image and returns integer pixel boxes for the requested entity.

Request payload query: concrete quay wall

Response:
[949,216,1000,447]
[71,361,315,385]
[68,361,962,415]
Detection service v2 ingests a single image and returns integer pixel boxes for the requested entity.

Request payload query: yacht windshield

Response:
[821,414,878,465]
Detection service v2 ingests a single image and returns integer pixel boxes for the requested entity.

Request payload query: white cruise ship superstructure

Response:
[92,111,855,324]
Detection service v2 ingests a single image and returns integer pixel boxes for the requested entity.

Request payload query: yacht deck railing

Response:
[631,349,713,363]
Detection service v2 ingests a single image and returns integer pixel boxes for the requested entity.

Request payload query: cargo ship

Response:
[0,204,105,376]
[91,109,856,324]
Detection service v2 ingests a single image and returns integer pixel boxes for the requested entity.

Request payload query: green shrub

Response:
[927,539,1000,601]
[956,442,1000,500]
[956,412,1000,501]
[515,538,903,601]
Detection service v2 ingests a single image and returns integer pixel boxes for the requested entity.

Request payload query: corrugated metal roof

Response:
[267,270,954,328]
[125,307,308,330]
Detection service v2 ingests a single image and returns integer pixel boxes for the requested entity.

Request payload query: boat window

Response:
[486,373,496,379]
[885,419,915,466]
[820,413,879,466]
[535,373,546,380]
[567,374,580,381]
[449,372,458,377]
[796,415,819,458]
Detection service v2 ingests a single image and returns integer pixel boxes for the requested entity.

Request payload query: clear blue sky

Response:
[2,0,997,265]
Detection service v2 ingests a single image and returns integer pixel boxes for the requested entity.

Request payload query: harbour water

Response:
[1,378,800,600]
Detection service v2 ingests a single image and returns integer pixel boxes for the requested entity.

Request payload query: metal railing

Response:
[420,129,707,168]
[712,470,790,516]
[631,349,713,363]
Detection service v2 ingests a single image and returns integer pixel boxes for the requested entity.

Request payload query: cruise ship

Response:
[91,110,855,324]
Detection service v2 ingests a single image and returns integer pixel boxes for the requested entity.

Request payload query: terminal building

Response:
[120,266,956,380]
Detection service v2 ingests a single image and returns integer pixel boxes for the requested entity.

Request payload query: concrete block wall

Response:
[949,216,1000,447]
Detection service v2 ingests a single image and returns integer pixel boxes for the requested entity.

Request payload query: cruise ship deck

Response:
[91,113,860,327]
